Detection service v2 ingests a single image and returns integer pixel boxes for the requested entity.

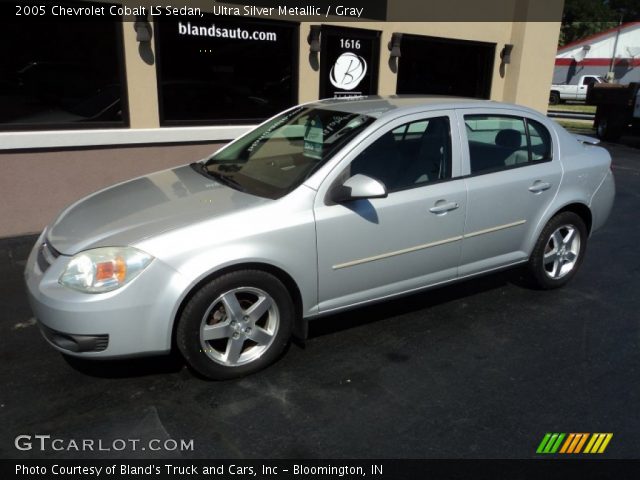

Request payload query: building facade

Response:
[553,21,640,85]
[0,0,563,238]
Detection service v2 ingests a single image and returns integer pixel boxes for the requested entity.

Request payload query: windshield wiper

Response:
[190,162,247,192]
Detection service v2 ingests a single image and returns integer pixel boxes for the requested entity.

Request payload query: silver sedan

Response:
[25,96,615,379]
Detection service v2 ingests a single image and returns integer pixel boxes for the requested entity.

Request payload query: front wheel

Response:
[527,212,587,289]
[177,270,294,379]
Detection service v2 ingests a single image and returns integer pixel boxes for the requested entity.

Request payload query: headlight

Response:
[59,247,153,293]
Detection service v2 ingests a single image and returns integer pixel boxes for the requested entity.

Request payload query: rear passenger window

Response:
[350,116,452,192]
[464,115,551,175]
[527,119,552,161]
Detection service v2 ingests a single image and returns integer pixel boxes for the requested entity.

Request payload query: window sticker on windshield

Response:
[304,117,324,159]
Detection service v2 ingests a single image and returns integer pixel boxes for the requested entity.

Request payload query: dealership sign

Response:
[330,52,367,91]
[320,26,380,98]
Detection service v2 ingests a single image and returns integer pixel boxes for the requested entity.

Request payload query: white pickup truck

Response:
[549,75,607,104]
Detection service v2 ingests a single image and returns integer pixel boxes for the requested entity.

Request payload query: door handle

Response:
[429,201,459,215]
[529,181,551,194]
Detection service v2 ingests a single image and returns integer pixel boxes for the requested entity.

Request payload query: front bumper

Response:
[24,234,190,358]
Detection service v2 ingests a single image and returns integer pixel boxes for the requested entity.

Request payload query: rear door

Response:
[457,109,561,276]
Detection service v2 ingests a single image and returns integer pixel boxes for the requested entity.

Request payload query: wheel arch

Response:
[171,262,307,350]
[554,202,593,235]
[527,201,593,258]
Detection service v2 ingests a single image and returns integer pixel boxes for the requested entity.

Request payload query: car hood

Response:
[47,164,269,255]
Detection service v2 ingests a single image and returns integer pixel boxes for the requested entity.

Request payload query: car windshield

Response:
[202,106,375,199]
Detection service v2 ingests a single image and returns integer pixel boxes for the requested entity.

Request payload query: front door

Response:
[314,112,467,313]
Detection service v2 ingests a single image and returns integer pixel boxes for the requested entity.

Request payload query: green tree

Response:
[608,0,640,22]
[560,0,616,46]
[559,0,639,46]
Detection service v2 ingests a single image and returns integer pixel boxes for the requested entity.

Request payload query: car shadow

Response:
[62,351,185,379]
[308,266,531,339]
[62,267,531,378]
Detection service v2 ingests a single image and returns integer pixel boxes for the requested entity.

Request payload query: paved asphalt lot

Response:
[1,139,639,460]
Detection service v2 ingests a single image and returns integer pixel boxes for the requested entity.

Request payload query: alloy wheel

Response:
[543,224,581,279]
[199,287,279,367]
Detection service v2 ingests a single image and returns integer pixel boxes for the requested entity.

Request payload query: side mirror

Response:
[331,174,388,203]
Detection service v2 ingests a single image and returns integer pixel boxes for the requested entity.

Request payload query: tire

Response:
[177,270,294,380]
[596,117,622,142]
[549,92,560,106]
[527,212,587,290]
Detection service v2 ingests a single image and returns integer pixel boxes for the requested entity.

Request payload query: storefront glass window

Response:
[155,17,298,125]
[397,34,495,99]
[0,4,127,130]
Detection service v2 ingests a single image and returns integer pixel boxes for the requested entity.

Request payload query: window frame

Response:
[153,17,300,127]
[526,117,554,163]
[322,110,460,202]
[460,112,554,178]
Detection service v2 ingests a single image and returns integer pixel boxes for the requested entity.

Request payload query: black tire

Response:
[596,117,622,142]
[549,92,560,106]
[177,270,294,380]
[527,212,588,290]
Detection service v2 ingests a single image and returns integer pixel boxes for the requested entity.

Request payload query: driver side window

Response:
[348,116,452,192]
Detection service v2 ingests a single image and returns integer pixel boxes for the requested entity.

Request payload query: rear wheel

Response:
[527,212,587,289]
[596,117,622,142]
[549,91,561,106]
[177,270,294,379]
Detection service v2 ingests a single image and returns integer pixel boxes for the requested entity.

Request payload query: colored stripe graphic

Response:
[536,433,565,454]
[559,433,575,453]
[536,433,552,453]
[584,433,614,454]
[537,433,613,454]
[574,433,589,453]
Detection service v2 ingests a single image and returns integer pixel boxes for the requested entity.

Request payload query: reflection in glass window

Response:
[351,116,452,191]
[155,17,298,125]
[465,115,529,174]
[202,107,375,199]
[0,5,126,130]
[527,119,552,161]
[397,34,495,99]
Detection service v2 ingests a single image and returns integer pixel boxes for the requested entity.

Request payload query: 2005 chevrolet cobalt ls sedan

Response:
[25,96,615,379]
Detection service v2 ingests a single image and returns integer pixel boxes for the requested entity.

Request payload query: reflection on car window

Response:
[0,7,125,129]
[203,107,375,199]
[464,115,553,174]
[155,17,297,125]
[527,119,552,161]
[465,116,527,174]
[349,116,452,192]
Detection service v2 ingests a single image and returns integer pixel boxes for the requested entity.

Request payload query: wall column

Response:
[503,0,564,112]
[121,18,160,128]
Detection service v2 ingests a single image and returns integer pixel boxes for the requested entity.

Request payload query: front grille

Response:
[94,336,109,351]
[36,240,60,273]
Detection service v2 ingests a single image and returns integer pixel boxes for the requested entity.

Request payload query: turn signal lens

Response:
[59,247,153,293]
[95,257,127,283]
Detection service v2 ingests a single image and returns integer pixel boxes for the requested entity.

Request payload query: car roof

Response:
[309,95,538,119]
